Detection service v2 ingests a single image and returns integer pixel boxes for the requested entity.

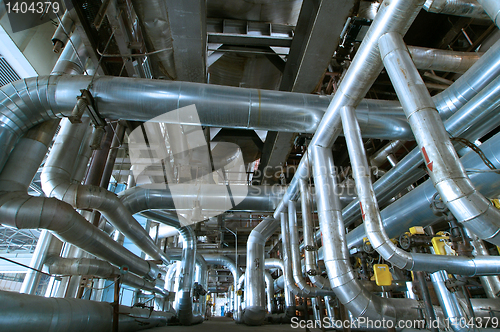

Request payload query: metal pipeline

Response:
[203,254,241,319]
[264,270,274,313]
[51,10,75,53]
[347,129,500,248]
[40,118,169,265]
[119,184,355,213]
[341,103,500,275]
[0,121,157,279]
[430,270,471,332]
[51,34,88,75]
[0,289,174,332]
[466,229,500,298]
[44,257,164,295]
[476,0,500,27]
[139,210,203,325]
[434,38,500,119]
[287,201,335,296]
[311,145,422,321]
[299,179,330,290]
[408,46,482,73]
[264,258,295,316]
[342,54,500,228]
[380,31,500,246]
[130,0,176,79]
[271,0,425,221]
[423,0,489,19]
[243,216,279,325]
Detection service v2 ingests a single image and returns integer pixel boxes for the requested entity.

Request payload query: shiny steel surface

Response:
[347,126,500,249]
[203,254,241,319]
[243,216,279,325]
[311,146,422,321]
[380,31,500,246]
[408,46,482,73]
[130,0,176,79]
[140,210,203,325]
[271,0,425,221]
[343,63,500,227]
[287,201,334,296]
[41,119,169,267]
[424,0,489,19]
[434,38,500,119]
[0,289,173,332]
[477,0,500,27]
[343,103,500,275]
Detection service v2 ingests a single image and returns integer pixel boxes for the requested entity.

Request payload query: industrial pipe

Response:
[40,119,169,265]
[341,103,500,275]
[423,0,489,19]
[139,210,203,325]
[0,289,174,332]
[243,216,279,325]
[311,145,422,322]
[380,31,500,246]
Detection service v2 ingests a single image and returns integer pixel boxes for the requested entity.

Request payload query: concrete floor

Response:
[148,317,302,332]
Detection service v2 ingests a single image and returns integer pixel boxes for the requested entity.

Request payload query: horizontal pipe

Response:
[119,184,355,214]
[424,0,489,19]
[0,290,174,332]
[45,257,164,295]
[408,46,482,73]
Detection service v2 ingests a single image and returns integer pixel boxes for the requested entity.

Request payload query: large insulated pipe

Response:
[0,124,158,280]
[119,184,355,213]
[408,46,482,73]
[476,0,500,27]
[311,145,422,322]
[423,0,489,19]
[7,121,60,294]
[466,230,500,298]
[264,258,295,316]
[430,270,471,332]
[347,129,500,248]
[203,254,241,319]
[139,210,203,325]
[0,289,174,332]
[380,31,500,246]
[434,37,500,119]
[341,104,500,275]
[264,271,274,313]
[44,257,163,295]
[287,201,334,296]
[299,179,330,290]
[342,55,500,227]
[40,119,169,264]
[243,216,279,325]
[270,0,425,221]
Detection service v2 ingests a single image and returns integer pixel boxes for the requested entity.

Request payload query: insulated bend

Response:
[380,32,500,246]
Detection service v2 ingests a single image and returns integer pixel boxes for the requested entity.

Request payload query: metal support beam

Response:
[255,0,355,184]
[165,0,207,82]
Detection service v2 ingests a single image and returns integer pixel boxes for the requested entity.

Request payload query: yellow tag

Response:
[409,226,425,235]
[432,236,450,255]
[373,264,392,286]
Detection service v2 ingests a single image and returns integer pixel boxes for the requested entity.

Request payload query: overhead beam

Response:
[165,0,207,82]
[255,0,355,185]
